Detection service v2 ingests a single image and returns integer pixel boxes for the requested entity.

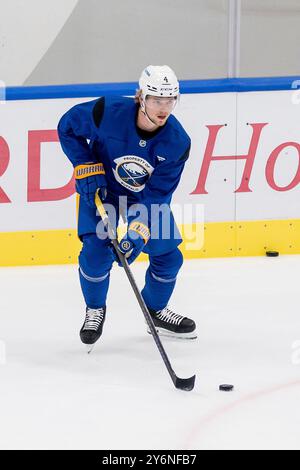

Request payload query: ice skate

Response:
[146,306,197,340]
[80,306,106,352]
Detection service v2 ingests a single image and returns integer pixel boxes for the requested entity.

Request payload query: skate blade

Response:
[85,344,95,354]
[147,327,197,340]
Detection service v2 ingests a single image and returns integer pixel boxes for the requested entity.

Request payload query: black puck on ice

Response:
[266,251,279,257]
[219,384,234,392]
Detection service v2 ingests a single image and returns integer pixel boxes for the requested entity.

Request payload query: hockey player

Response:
[58,65,197,347]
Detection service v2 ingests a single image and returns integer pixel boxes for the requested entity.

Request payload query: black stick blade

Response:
[174,374,196,392]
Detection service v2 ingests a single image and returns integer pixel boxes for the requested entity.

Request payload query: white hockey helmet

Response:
[139,65,179,99]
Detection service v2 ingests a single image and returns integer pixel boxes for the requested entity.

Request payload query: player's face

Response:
[145,96,177,126]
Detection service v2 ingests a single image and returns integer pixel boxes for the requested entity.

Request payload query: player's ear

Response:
[140,96,145,110]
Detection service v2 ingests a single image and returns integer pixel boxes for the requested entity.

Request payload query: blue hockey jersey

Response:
[58,95,190,198]
[58,96,190,250]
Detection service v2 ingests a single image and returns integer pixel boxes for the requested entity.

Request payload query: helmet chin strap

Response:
[140,98,158,127]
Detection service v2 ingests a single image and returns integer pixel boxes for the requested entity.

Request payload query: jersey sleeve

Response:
[57,99,102,167]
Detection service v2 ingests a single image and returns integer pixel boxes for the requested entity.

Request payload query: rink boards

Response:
[0,78,300,265]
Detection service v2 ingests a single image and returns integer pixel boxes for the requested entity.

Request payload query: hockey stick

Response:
[95,190,195,391]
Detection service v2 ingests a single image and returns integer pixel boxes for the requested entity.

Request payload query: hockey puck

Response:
[219,384,234,392]
[266,251,279,257]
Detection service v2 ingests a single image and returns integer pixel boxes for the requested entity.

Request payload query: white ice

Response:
[0,255,300,450]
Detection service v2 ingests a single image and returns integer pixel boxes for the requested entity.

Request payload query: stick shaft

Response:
[95,192,181,387]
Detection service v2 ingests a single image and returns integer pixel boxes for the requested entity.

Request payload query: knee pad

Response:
[79,234,113,280]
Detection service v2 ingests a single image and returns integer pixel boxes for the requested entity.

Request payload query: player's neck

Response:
[136,107,159,132]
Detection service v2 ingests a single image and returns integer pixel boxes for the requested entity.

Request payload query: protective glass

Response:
[145,95,178,111]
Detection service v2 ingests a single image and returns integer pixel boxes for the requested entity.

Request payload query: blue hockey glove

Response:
[113,221,150,266]
[75,163,107,208]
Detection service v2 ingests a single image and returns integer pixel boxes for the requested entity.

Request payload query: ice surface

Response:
[0,256,300,450]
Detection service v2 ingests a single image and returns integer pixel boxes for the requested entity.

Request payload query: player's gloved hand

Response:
[75,163,107,208]
[113,221,150,266]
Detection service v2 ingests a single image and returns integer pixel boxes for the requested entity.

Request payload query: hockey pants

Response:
[78,233,183,311]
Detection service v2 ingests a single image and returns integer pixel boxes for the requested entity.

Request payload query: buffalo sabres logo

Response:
[120,240,132,252]
[113,156,154,192]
